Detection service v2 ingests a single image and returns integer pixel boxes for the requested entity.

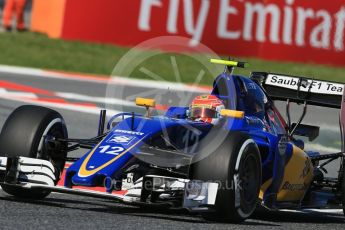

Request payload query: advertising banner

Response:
[32,0,345,66]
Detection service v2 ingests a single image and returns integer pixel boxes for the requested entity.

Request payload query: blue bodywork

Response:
[65,73,294,197]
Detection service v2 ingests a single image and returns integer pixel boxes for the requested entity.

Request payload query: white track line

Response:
[281,208,343,215]
[107,76,209,92]
[55,92,135,107]
[0,65,45,78]
[0,65,210,93]
[0,89,38,99]
[0,94,122,116]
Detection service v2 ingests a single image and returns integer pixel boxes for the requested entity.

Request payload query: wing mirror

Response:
[135,97,156,117]
[220,109,244,119]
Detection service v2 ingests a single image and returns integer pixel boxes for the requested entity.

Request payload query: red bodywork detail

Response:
[57,163,128,195]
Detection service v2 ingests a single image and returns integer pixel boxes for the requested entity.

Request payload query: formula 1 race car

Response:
[0,59,344,223]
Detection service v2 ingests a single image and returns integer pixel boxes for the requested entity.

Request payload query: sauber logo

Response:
[107,135,135,145]
[265,74,344,96]
[282,181,307,191]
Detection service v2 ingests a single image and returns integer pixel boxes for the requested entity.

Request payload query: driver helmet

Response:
[188,95,225,124]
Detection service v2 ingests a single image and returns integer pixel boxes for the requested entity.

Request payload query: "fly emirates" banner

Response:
[45,0,345,66]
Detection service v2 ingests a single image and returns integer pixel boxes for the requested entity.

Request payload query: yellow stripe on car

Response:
[78,136,146,177]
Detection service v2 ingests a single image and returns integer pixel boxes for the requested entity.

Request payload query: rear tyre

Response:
[0,105,68,199]
[189,131,261,223]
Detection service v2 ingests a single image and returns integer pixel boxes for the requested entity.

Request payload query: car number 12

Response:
[99,145,125,155]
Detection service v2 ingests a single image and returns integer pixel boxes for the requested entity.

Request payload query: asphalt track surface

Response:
[0,69,344,229]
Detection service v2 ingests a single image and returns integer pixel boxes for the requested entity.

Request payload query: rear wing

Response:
[250,72,344,108]
[251,72,345,152]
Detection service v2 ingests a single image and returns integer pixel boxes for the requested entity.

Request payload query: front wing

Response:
[0,156,218,212]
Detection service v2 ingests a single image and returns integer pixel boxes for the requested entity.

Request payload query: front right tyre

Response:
[0,105,68,199]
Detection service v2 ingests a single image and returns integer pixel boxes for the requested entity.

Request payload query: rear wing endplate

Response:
[341,93,345,152]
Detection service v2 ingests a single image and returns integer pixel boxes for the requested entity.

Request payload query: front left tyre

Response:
[0,105,68,199]
[189,131,262,223]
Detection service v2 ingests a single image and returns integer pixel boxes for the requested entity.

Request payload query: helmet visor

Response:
[190,107,217,119]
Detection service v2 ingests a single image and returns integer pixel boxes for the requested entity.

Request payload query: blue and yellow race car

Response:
[0,59,344,223]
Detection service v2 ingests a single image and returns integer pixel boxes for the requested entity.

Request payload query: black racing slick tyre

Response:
[0,105,68,199]
[189,131,262,223]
